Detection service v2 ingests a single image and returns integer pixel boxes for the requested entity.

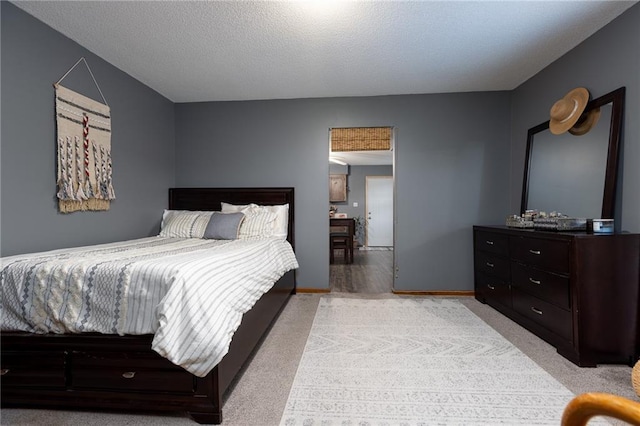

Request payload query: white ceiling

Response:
[330,150,392,166]
[13,1,637,104]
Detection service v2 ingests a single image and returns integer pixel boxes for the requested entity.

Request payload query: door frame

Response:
[326,126,397,291]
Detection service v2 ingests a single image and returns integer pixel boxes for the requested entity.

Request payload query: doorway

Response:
[328,127,395,294]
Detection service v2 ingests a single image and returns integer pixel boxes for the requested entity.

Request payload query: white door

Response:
[366,176,393,247]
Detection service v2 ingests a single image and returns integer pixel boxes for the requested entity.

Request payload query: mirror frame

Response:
[520,87,625,219]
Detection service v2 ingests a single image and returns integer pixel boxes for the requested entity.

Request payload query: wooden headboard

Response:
[168,187,295,247]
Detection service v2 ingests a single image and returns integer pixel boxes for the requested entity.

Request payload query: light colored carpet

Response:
[2,294,631,425]
[279,296,606,425]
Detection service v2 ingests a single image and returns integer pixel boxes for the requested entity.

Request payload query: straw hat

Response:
[549,87,590,135]
[568,107,601,136]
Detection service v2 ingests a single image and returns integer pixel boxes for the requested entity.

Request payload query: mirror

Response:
[521,87,625,219]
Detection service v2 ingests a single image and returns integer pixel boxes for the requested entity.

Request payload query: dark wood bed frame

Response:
[1,187,296,424]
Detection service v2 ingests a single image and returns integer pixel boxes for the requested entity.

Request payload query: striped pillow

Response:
[221,202,289,240]
[159,210,214,238]
[238,211,277,239]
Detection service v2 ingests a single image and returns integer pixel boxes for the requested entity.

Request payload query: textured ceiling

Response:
[13,1,637,103]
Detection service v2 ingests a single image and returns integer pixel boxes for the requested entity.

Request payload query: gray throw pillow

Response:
[203,212,245,240]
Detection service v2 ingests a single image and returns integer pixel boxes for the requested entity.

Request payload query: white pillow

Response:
[159,210,213,238]
[221,202,289,240]
[221,202,259,215]
[238,210,277,239]
[265,204,289,240]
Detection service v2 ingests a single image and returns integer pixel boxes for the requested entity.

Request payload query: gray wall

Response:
[510,3,640,233]
[0,3,175,256]
[175,93,511,290]
[329,164,348,175]
[8,1,637,292]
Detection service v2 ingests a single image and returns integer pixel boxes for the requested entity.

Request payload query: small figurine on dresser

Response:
[506,209,540,228]
[506,214,534,228]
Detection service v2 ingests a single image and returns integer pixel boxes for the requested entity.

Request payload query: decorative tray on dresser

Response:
[473,225,640,367]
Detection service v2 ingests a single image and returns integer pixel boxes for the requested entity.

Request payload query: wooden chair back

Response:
[562,392,640,426]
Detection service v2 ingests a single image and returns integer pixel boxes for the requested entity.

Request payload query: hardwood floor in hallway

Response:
[330,248,393,293]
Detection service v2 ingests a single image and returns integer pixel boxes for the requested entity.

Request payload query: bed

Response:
[0,187,296,424]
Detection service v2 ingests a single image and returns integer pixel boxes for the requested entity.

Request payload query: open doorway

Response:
[328,127,395,293]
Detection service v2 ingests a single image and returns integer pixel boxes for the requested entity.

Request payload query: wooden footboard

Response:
[1,187,296,424]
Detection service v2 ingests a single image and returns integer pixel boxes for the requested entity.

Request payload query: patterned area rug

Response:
[280,297,594,425]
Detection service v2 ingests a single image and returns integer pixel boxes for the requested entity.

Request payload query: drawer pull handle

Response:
[122,371,136,379]
[485,240,494,245]
[529,249,541,255]
[487,284,496,290]
[485,262,494,268]
[529,277,541,285]
[531,307,543,315]
[0,369,9,376]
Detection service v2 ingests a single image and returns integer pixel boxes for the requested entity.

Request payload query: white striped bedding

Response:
[1,237,299,377]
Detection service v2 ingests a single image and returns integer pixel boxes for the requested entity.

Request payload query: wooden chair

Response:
[561,392,640,426]
[330,226,353,264]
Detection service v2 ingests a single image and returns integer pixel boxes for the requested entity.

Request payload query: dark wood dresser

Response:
[473,225,640,367]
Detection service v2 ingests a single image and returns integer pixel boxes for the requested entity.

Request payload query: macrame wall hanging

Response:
[54,57,115,213]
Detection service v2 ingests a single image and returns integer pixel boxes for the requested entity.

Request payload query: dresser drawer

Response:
[476,272,511,309]
[70,351,195,393]
[474,250,510,281]
[510,236,570,274]
[475,231,509,256]
[511,262,570,309]
[512,289,572,341]
[1,351,66,388]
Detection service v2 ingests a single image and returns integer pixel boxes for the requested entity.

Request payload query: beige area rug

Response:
[279,297,606,425]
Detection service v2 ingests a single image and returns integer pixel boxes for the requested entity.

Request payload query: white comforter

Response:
[1,237,298,377]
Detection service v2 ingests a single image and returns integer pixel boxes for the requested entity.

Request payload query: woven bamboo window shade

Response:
[331,127,392,152]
